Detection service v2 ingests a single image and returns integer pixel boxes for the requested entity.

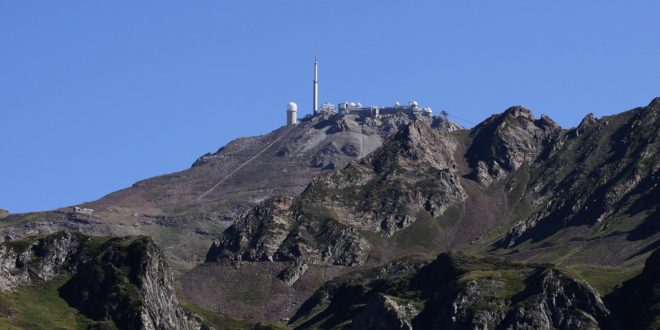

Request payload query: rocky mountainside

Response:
[192,99,659,325]
[0,232,204,329]
[207,99,659,269]
[205,121,470,268]
[0,112,456,273]
[1,98,658,328]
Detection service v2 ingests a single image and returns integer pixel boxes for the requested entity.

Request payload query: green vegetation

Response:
[182,301,291,330]
[563,265,643,295]
[394,211,443,251]
[2,239,32,254]
[459,269,529,299]
[181,302,252,330]
[0,213,47,229]
[0,209,8,219]
[0,277,112,330]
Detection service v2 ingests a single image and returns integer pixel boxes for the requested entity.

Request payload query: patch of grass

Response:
[394,211,443,251]
[0,212,49,229]
[459,269,529,299]
[2,239,32,254]
[0,276,110,329]
[0,209,8,219]
[563,265,643,295]
[181,302,251,330]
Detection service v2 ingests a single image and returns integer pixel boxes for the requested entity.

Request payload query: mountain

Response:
[0,112,456,272]
[192,99,659,324]
[0,98,658,328]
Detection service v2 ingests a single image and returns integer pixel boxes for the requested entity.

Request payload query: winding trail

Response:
[197,126,294,200]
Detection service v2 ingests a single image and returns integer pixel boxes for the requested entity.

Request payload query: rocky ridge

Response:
[502,99,659,249]
[466,106,562,185]
[289,252,617,329]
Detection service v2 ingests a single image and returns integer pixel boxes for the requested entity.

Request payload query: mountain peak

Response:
[502,105,534,120]
[466,107,561,185]
[648,96,660,109]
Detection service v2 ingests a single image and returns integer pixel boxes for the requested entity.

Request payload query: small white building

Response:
[287,102,298,126]
[73,206,94,215]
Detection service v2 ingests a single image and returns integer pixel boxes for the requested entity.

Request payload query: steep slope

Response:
[0,112,455,272]
[0,232,204,329]
[491,98,660,265]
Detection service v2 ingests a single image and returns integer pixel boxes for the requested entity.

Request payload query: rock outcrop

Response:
[0,232,205,329]
[303,121,467,236]
[466,106,561,185]
[0,231,80,291]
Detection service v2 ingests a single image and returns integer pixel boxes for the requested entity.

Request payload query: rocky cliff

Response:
[0,232,204,329]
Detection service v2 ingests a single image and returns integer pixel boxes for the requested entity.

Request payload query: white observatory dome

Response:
[287,102,298,111]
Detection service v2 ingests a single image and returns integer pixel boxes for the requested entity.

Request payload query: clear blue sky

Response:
[1,1,659,213]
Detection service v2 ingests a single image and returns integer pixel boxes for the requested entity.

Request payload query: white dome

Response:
[287,102,298,111]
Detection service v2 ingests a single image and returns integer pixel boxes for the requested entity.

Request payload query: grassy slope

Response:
[0,277,113,330]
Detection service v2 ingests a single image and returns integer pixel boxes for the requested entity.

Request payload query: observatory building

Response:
[286,55,433,126]
[287,102,298,126]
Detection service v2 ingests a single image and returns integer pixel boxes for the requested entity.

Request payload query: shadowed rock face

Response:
[607,248,660,329]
